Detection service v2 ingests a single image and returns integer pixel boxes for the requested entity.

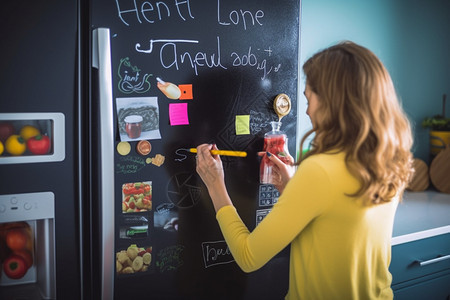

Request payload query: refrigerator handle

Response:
[92,28,115,300]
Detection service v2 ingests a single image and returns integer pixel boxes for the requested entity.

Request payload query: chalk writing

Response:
[115,0,194,26]
[174,148,190,162]
[118,57,152,94]
[156,245,185,272]
[116,156,147,174]
[231,46,278,80]
[250,110,274,134]
[217,0,264,30]
[201,240,234,268]
[136,35,280,78]
[136,37,226,76]
[115,0,279,79]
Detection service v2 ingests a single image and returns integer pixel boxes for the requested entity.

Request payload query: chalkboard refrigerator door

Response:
[91,0,300,299]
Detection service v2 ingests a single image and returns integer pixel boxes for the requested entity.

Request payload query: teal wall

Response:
[298,0,450,163]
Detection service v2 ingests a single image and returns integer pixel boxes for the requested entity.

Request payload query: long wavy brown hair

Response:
[300,41,414,205]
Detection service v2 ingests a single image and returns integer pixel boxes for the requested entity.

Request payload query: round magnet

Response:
[274,93,292,120]
[137,140,152,156]
[117,142,131,156]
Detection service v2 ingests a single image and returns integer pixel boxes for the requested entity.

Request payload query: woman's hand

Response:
[258,151,295,193]
[196,144,232,212]
[196,144,224,189]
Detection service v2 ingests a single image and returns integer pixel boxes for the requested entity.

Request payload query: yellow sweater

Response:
[216,152,397,299]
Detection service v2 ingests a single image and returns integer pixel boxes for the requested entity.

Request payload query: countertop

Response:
[392,190,450,245]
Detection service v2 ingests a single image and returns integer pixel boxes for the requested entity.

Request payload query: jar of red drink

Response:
[260,121,290,184]
[124,115,143,139]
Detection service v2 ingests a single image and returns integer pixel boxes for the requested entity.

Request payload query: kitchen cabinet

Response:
[390,191,450,299]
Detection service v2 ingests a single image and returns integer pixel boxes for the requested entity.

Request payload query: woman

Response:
[195,41,414,299]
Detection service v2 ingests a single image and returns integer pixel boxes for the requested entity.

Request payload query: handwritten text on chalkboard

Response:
[115,0,195,26]
[116,0,278,79]
[136,36,279,79]
[201,240,234,268]
[115,0,263,30]
[156,245,185,272]
[118,57,152,94]
[116,156,147,174]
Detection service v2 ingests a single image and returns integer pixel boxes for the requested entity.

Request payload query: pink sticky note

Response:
[169,103,189,126]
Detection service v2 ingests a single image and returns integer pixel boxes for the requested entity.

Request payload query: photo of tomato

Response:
[3,254,29,279]
[6,228,28,251]
[26,134,51,155]
[122,181,152,213]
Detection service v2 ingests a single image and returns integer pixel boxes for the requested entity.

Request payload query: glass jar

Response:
[124,115,143,139]
[260,121,290,184]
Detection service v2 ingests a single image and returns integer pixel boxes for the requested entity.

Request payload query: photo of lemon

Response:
[0,141,4,155]
[5,135,26,156]
[20,125,40,141]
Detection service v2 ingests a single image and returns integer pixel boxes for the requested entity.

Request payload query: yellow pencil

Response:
[188,148,247,157]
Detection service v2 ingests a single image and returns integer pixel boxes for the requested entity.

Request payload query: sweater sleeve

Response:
[216,157,333,273]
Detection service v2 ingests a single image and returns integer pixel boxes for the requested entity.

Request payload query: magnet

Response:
[274,93,291,121]
[136,140,152,156]
[117,141,131,156]
[151,154,165,167]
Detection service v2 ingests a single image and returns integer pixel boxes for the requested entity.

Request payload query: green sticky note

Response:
[235,115,250,135]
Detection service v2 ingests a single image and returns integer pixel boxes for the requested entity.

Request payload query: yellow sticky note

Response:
[235,115,250,135]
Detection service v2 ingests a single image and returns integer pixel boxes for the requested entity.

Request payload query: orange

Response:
[13,249,33,269]
[6,229,28,251]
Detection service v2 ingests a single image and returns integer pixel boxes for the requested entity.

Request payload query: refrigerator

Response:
[0,1,82,299]
[0,0,301,299]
